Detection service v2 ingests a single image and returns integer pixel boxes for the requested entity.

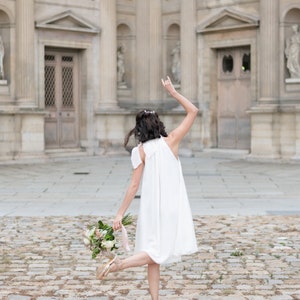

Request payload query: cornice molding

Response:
[36,10,100,34]
[197,8,259,34]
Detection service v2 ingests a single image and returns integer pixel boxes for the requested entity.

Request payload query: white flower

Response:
[83,238,90,246]
[86,227,96,238]
[101,240,115,250]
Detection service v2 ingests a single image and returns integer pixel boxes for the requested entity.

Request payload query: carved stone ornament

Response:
[285,24,300,80]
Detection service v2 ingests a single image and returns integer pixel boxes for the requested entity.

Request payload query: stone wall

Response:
[0,0,299,161]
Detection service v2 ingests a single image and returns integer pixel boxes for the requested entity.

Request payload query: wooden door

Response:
[44,50,80,149]
[217,47,251,150]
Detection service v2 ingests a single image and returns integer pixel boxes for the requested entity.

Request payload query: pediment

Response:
[197,8,259,33]
[36,10,100,34]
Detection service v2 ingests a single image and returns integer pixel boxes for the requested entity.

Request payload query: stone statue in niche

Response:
[285,24,300,79]
[171,41,181,86]
[117,44,127,88]
[0,35,5,80]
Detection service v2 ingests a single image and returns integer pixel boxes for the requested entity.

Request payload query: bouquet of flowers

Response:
[83,214,133,259]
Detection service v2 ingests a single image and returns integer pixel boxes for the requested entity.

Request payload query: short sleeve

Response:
[131,146,142,169]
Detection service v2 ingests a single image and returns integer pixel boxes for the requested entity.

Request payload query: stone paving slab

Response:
[1,215,300,299]
[1,155,300,217]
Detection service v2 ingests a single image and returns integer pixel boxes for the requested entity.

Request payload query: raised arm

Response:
[161,76,198,154]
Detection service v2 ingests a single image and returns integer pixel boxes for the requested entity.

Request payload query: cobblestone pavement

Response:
[1,215,300,300]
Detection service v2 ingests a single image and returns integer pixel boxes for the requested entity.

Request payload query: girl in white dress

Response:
[97,76,198,300]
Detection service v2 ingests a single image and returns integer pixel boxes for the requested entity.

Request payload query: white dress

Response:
[131,137,198,264]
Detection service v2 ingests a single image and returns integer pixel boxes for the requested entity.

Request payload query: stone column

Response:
[249,0,280,158]
[16,0,35,107]
[99,0,118,109]
[259,0,280,103]
[180,0,197,101]
[149,0,162,102]
[136,0,150,104]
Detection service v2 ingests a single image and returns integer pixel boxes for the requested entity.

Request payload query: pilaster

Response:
[149,0,162,102]
[180,0,197,101]
[249,0,280,159]
[259,0,280,103]
[136,0,149,103]
[99,0,118,109]
[16,0,35,107]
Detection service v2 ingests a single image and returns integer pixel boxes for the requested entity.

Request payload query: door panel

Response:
[217,47,251,150]
[44,50,79,149]
[45,120,58,146]
[218,118,237,149]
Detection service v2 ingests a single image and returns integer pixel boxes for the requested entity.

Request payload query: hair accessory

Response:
[144,110,155,114]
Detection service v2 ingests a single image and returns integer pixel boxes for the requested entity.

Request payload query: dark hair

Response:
[124,109,168,147]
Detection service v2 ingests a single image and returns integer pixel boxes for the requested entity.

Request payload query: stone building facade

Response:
[0,0,299,161]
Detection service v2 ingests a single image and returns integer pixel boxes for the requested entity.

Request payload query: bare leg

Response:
[102,252,160,298]
[110,251,154,272]
[148,263,160,300]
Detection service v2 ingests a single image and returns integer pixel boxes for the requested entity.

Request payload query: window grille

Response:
[44,53,74,108]
[62,66,73,107]
[45,55,55,61]
[44,65,56,107]
[62,56,73,62]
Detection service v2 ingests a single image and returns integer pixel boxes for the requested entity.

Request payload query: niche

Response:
[167,23,180,87]
[284,8,300,83]
[117,23,132,89]
[0,9,10,85]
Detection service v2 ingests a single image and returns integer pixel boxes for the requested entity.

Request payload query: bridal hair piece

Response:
[144,109,156,114]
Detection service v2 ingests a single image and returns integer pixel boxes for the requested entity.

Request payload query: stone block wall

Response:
[250,108,300,160]
[0,114,19,159]
[0,112,45,160]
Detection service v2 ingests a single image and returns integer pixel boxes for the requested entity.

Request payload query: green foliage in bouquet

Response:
[83,213,133,259]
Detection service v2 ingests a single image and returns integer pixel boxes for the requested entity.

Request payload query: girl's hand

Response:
[161,76,176,95]
[113,214,123,231]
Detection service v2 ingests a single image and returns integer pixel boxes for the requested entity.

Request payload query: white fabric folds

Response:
[131,137,198,265]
